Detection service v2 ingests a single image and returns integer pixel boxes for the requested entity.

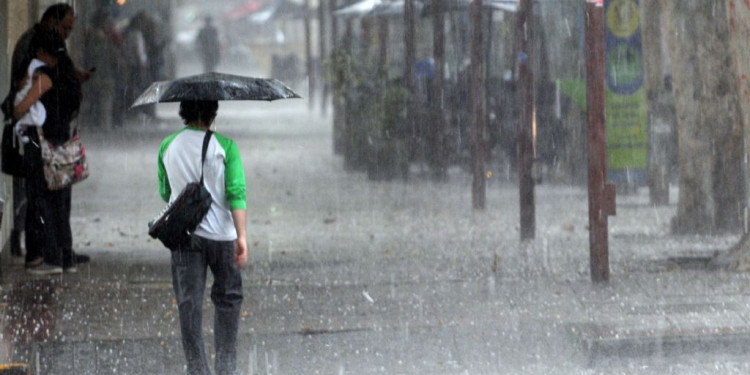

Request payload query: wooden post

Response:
[518,0,535,238]
[585,1,613,283]
[470,0,486,209]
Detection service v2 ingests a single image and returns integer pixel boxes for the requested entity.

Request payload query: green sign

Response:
[605,87,647,170]
[604,0,647,183]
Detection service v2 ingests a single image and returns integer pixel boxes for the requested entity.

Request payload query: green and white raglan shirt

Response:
[157,127,247,241]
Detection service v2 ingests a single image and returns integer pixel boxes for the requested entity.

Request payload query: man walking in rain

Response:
[196,16,221,73]
[158,100,247,375]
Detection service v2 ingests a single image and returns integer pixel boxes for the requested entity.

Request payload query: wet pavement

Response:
[1,100,750,374]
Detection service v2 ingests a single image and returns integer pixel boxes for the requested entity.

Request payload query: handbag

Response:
[1,90,24,177]
[148,131,214,250]
[38,127,89,190]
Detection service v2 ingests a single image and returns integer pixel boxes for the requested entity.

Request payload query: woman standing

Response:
[158,100,247,375]
[14,30,81,275]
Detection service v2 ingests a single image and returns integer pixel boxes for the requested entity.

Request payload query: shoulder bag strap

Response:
[36,126,80,142]
[200,130,213,185]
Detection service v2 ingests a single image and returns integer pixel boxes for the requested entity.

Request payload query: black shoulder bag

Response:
[148,131,214,250]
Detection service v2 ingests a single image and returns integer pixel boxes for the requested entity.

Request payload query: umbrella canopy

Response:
[131,72,301,107]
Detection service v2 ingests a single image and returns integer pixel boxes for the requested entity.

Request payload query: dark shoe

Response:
[26,263,63,275]
[63,257,80,273]
[73,253,90,264]
[10,230,22,257]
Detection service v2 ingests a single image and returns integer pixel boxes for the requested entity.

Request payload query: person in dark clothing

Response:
[4,3,91,269]
[196,16,221,73]
[82,9,123,129]
[121,11,158,122]
[9,4,80,92]
[14,31,82,275]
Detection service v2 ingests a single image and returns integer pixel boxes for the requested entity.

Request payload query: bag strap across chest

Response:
[199,130,213,185]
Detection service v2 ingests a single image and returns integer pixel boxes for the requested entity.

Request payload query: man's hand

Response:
[231,209,247,268]
[234,237,247,268]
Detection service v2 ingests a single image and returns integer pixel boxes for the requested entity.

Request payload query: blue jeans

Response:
[171,235,243,375]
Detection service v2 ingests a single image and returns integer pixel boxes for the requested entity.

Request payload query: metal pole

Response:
[518,0,535,238]
[585,0,615,282]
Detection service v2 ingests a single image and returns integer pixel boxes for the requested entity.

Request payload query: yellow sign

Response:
[606,0,640,38]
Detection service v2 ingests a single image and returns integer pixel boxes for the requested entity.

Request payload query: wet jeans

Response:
[171,235,243,375]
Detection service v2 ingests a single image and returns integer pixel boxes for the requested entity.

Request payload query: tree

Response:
[710,0,750,270]
[664,0,745,236]
[641,0,675,206]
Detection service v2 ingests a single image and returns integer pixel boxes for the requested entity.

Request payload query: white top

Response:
[14,58,47,128]
[160,129,247,241]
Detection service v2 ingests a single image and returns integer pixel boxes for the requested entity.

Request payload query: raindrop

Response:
[362,290,375,304]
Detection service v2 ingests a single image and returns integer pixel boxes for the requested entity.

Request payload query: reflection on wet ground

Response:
[3,280,57,345]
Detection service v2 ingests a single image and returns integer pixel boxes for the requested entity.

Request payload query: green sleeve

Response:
[222,139,247,210]
[157,138,172,203]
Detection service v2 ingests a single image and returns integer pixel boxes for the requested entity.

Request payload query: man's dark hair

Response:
[41,3,74,22]
[179,100,219,125]
[30,29,67,57]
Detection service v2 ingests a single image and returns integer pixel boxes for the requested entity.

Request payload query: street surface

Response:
[0,99,749,374]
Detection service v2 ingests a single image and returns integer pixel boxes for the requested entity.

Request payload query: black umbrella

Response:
[130,72,301,107]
